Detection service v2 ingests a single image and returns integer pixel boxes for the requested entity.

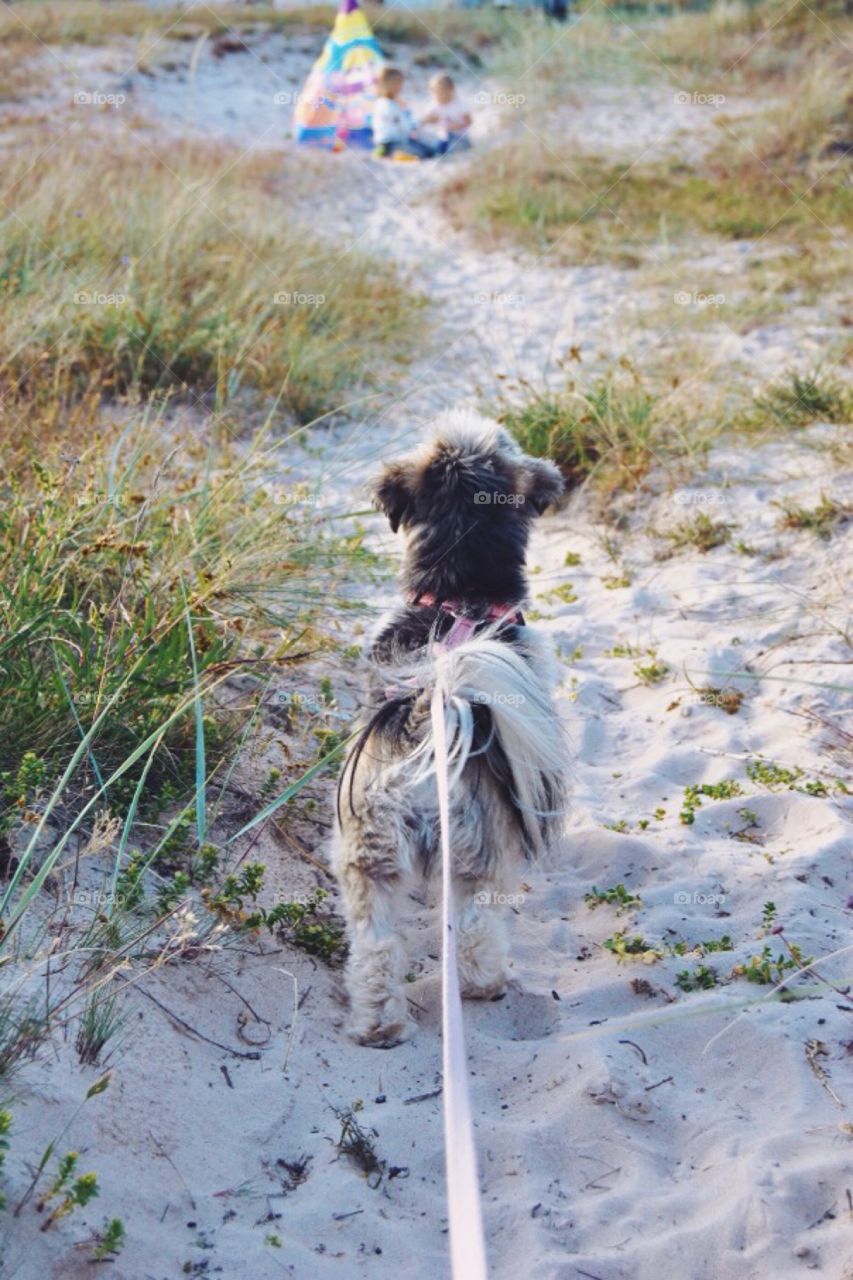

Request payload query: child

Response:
[372,67,436,160]
[420,73,472,155]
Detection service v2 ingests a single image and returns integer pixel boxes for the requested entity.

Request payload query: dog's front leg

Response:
[454,875,510,1001]
[336,848,415,1048]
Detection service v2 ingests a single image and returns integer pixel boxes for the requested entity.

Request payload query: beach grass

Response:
[0,136,419,423]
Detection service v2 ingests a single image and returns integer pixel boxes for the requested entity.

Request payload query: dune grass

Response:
[443,0,851,266]
[0,136,419,422]
[0,1,514,52]
[0,410,359,821]
[443,144,850,266]
[496,371,683,492]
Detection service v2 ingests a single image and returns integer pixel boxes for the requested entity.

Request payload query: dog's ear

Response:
[520,457,565,515]
[372,461,418,533]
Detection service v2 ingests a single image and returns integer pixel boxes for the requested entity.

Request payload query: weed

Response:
[91,1217,126,1261]
[665,513,733,553]
[734,943,812,985]
[37,1152,99,1231]
[0,138,418,421]
[539,583,578,605]
[603,932,662,963]
[75,992,124,1068]
[498,374,661,490]
[584,884,643,913]
[776,494,851,540]
[756,370,851,429]
[747,759,828,795]
[680,780,743,825]
[634,660,670,685]
[675,965,718,992]
[333,1107,407,1190]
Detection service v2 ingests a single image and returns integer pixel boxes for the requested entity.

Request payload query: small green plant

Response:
[634,660,670,685]
[680,780,743,824]
[91,1217,126,1261]
[603,932,661,963]
[761,901,778,932]
[602,571,632,589]
[75,992,124,1068]
[675,965,718,991]
[564,551,582,566]
[498,374,660,490]
[665,513,733,553]
[735,943,812,985]
[606,643,644,658]
[776,494,850,539]
[584,883,642,913]
[539,582,578,605]
[37,1152,99,1231]
[756,370,850,428]
[747,759,828,795]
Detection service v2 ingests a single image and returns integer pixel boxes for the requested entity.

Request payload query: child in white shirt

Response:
[372,67,436,159]
[420,73,472,154]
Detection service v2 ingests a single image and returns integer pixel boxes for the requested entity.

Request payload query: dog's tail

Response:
[407,634,569,858]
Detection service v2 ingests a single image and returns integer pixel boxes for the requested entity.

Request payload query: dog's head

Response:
[372,410,564,603]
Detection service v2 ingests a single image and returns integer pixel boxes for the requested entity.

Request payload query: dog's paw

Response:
[460,975,508,1001]
[347,994,415,1048]
[350,1014,416,1048]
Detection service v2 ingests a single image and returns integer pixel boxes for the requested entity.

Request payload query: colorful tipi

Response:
[293,0,385,150]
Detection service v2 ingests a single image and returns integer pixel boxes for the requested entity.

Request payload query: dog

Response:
[332,410,569,1047]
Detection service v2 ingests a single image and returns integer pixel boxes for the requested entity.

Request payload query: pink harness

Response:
[408,592,523,653]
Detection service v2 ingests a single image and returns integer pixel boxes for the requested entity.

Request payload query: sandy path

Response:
[3,30,851,1280]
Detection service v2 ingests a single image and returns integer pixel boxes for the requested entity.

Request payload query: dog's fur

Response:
[332,410,569,1047]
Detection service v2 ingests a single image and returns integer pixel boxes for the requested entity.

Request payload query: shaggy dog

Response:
[332,410,569,1047]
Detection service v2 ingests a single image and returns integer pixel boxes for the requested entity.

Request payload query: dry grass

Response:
[0,1,514,53]
[0,134,420,421]
[442,143,850,266]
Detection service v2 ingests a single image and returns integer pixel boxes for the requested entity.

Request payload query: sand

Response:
[1,21,851,1280]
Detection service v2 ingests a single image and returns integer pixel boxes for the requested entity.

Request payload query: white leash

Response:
[430,682,489,1280]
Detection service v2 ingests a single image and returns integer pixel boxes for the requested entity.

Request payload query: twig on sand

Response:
[403,1088,442,1105]
[138,987,262,1060]
[645,1076,674,1092]
[618,1038,648,1065]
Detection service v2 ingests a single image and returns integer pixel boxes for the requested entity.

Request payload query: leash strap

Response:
[430,682,489,1280]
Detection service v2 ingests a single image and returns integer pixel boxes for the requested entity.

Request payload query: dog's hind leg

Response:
[334,825,416,1048]
[453,874,510,1001]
